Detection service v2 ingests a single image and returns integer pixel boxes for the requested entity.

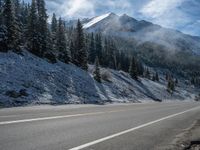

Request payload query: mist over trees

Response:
[93,57,101,83]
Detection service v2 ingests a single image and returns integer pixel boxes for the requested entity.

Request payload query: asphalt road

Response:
[0,102,200,150]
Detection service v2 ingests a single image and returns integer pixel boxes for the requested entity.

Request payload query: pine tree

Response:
[95,33,103,64]
[155,72,159,81]
[37,0,48,57]
[3,0,21,51]
[102,38,108,67]
[14,0,23,48]
[152,72,159,82]
[0,0,3,25]
[0,0,7,52]
[145,68,151,79]
[21,2,30,45]
[56,18,70,63]
[103,38,115,69]
[74,19,88,70]
[94,57,101,83]
[175,78,178,85]
[44,28,57,63]
[165,73,169,81]
[113,47,120,70]
[88,33,95,63]
[70,40,76,63]
[171,80,175,92]
[119,52,129,72]
[167,80,171,93]
[21,2,29,26]
[152,74,156,81]
[129,57,138,80]
[27,0,40,55]
[167,79,175,94]
[51,13,57,53]
[191,77,195,85]
[108,40,115,69]
[51,13,57,33]
[137,61,144,76]
[13,0,21,18]
[0,25,8,52]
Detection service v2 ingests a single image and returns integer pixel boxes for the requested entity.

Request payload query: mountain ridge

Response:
[83,12,200,55]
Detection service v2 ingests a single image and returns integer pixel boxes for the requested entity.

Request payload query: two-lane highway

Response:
[0,102,199,150]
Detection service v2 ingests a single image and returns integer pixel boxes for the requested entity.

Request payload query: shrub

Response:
[101,70,112,82]
[5,89,29,98]
[44,52,57,64]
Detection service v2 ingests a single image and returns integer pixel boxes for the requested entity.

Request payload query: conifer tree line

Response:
[0,0,83,68]
[0,0,145,80]
[165,73,179,93]
[84,32,145,77]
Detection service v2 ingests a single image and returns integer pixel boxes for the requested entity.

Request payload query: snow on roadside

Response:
[0,51,197,107]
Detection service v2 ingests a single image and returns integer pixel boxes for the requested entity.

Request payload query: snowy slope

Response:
[83,13,112,29]
[0,51,197,107]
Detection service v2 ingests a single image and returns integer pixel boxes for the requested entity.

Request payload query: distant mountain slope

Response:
[83,13,200,55]
[0,51,196,107]
[83,13,113,29]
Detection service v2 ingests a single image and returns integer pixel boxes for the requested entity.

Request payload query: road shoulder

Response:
[167,120,200,150]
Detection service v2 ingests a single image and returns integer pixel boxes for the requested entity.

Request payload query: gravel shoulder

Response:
[168,120,200,150]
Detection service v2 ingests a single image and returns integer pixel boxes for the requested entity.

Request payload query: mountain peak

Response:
[108,12,118,16]
[120,14,138,22]
[121,14,130,17]
[83,12,118,29]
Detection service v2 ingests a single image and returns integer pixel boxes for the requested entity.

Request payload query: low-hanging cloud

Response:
[140,0,200,36]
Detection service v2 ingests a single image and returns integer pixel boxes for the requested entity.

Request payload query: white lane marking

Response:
[69,106,200,150]
[0,109,130,125]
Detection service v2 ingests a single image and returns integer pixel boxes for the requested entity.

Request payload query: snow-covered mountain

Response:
[83,13,200,55]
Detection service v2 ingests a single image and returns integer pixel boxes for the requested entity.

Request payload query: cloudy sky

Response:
[25,0,200,36]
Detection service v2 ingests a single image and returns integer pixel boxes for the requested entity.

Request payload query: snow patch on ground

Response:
[0,51,197,107]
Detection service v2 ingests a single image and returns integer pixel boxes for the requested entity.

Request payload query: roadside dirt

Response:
[167,120,200,150]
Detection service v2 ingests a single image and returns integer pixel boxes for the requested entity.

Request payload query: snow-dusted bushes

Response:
[101,70,112,82]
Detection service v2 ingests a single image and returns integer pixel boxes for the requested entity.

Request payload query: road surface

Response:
[0,102,200,150]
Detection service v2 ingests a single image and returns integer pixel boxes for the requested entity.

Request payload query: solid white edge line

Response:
[69,106,200,150]
[0,109,129,125]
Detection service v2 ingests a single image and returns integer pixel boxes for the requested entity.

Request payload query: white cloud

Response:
[103,0,133,15]
[47,0,95,19]
[46,0,133,19]
[65,0,95,18]
[105,0,131,9]
[140,0,184,18]
[139,0,193,30]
